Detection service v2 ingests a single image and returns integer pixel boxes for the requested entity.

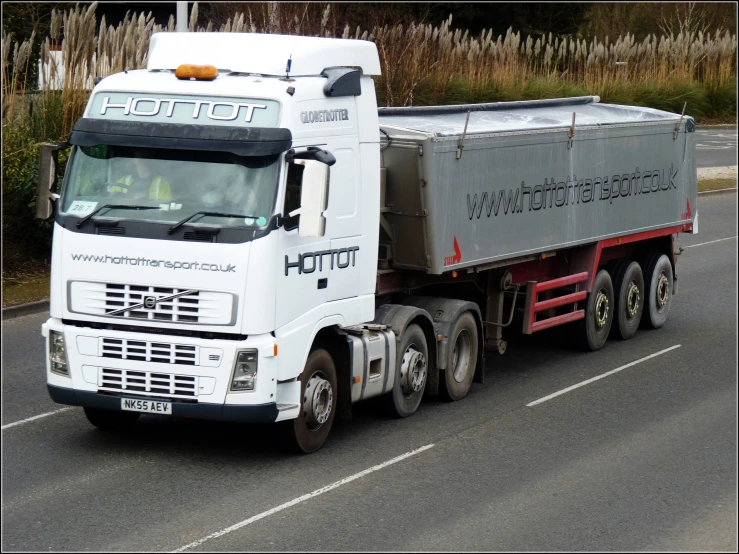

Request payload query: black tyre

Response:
[440,312,478,402]
[641,253,673,329]
[83,407,140,431]
[279,349,338,454]
[577,269,614,352]
[386,324,429,418]
[610,260,645,340]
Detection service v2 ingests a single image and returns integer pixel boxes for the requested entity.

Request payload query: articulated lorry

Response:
[38,33,697,453]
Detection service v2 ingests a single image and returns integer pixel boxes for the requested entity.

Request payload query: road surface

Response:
[2,193,737,552]
[696,127,737,168]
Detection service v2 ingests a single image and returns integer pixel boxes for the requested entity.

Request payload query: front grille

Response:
[104,284,201,322]
[69,281,236,326]
[100,368,198,399]
[101,338,197,365]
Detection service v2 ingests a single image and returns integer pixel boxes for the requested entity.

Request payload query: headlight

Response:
[231,349,258,391]
[49,330,69,376]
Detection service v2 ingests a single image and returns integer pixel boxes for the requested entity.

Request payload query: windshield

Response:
[60,145,280,228]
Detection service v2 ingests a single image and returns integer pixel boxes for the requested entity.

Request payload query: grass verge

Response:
[698,177,738,192]
[3,271,50,309]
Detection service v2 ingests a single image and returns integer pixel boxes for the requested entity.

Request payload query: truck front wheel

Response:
[578,269,614,352]
[280,348,337,454]
[386,324,429,418]
[83,407,140,431]
[440,312,478,401]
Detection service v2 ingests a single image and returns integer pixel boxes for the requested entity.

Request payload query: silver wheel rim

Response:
[400,344,427,398]
[656,273,669,311]
[626,281,640,319]
[594,289,610,329]
[303,371,333,430]
[451,330,472,383]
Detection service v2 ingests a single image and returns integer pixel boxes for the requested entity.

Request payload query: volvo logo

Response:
[143,296,157,310]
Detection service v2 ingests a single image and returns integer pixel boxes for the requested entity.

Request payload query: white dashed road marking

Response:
[527,345,682,407]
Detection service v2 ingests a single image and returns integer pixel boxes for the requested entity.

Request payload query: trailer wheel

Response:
[611,260,645,340]
[440,312,478,402]
[641,253,673,329]
[279,349,337,454]
[83,407,140,431]
[578,269,614,352]
[386,324,428,418]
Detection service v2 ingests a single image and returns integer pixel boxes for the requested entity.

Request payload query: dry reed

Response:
[2,1,736,130]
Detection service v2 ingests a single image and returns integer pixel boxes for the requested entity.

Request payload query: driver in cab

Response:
[108,149,173,202]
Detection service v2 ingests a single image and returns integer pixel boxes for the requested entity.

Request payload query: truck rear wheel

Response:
[441,312,478,401]
[577,269,614,352]
[280,348,338,454]
[641,253,673,329]
[611,260,645,340]
[83,407,140,431]
[386,324,428,418]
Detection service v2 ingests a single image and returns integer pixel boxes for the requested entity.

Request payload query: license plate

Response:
[121,398,172,415]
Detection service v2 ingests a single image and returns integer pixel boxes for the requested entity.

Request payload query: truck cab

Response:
[39,33,383,452]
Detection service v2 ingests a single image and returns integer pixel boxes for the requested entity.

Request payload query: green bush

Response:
[2,121,68,277]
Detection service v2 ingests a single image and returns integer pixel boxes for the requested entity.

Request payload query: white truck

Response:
[37,33,697,453]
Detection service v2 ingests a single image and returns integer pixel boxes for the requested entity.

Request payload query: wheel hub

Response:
[400,347,427,396]
[303,373,333,429]
[657,273,670,308]
[626,281,640,318]
[594,290,610,328]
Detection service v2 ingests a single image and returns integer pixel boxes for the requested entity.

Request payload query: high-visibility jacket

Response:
[109,174,172,201]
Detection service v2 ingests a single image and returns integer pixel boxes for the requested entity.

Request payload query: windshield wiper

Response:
[168,211,261,234]
[76,204,159,228]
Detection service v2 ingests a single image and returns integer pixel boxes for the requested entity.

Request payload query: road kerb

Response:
[698,187,737,197]
[2,299,50,320]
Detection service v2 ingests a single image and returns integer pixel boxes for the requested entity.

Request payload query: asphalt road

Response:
[2,193,737,552]
[696,127,737,168]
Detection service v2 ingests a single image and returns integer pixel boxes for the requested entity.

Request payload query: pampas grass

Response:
[2,2,736,135]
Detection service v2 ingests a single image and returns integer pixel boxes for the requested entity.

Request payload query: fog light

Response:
[49,330,69,376]
[231,349,257,391]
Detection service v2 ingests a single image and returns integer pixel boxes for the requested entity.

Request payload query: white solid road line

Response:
[1,407,74,430]
[172,444,436,552]
[527,345,682,407]
[685,236,737,248]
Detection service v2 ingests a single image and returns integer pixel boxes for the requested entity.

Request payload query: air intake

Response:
[97,225,125,235]
[183,231,216,242]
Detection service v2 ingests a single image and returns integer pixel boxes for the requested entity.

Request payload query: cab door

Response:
[326,137,362,302]
[275,158,331,328]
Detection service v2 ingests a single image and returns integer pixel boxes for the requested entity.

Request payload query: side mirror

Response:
[288,159,329,237]
[36,143,66,219]
[285,146,336,166]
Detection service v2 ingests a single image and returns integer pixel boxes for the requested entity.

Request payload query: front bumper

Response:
[41,317,300,422]
[47,384,280,423]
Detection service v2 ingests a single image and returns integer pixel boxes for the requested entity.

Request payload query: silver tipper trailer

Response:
[378,96,697,275]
